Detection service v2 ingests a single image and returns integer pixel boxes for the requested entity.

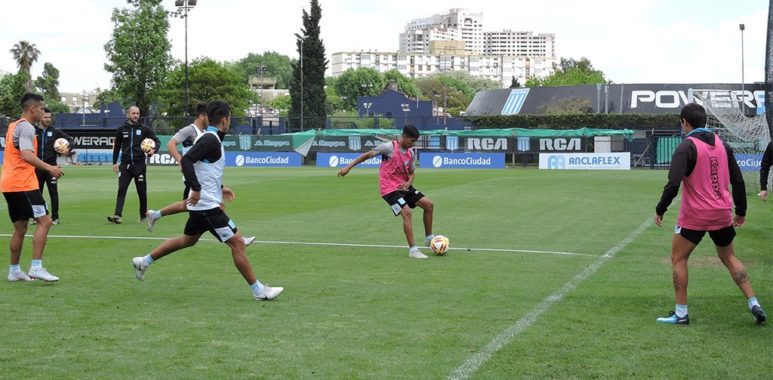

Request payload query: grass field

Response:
[0,165,770,379]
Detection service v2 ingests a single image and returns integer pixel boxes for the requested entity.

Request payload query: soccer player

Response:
[758,141,772,201]
[338,124,435,259]
[107,105,160,224]
[35,107,73,225]
[144,103,255,246]
[655,103,766,325]
[132,101,283,301]
[2,93,63,282]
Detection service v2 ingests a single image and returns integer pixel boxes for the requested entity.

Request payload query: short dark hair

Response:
[403,124,420,139]
[194,102,208,117]
[20,93,44,110]
[43,107,51,114]
[207,101,230,126]
[680,103,706,129]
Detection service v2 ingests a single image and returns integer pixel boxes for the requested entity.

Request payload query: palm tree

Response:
[10,40,41,91]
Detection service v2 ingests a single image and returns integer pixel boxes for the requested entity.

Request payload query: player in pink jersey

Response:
[655,103,766,325]
[338,125,435,259]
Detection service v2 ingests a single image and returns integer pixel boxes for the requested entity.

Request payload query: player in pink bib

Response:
[338,125,435,259]
[655,103,766,325]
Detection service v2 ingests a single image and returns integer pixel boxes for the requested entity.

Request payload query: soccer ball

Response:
[141,138,156,155]
[53,138,69,154]
[430,235,450,256]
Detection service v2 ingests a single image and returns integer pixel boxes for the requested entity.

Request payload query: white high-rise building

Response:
[331,51,556,88]
[399,8,484,55]
[484,30,555,57]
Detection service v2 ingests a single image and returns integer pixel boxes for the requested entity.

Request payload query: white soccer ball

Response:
[430,235,450,256]
[141,138,156,155]
[53,138,69,154]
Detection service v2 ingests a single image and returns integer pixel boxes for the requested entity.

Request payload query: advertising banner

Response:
[735,153,763,172]
[533,137,586,152]
[68,131,116,149]
[224,152,302,167]
[466,83,768,116]
[539,153,631,170]
[312,136,351,152]
[316,152,382,168]
[419,152,505,169]
[147,152,179,166]
[461,137,511,152]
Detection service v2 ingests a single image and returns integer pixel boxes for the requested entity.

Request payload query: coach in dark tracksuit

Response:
[107,106,160,224]
[35,107,72,224]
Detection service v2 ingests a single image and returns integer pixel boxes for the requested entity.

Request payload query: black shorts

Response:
[382,186,425,216]
[3,190,48,222]
[676,225,736,247]
[184,207,238,242]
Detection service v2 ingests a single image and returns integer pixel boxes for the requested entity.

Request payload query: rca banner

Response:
[539,153,631,170]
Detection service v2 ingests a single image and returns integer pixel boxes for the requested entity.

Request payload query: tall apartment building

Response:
[399,8,484,55]
[484,30,555,57]
[336,8,557,88]
[331,51,555,88]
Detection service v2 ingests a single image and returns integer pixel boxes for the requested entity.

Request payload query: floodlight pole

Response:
[295,34,305,131]
[740,23,746,114]
[173,0,197,117]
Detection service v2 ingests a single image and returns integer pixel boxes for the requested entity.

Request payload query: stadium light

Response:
[401,103,410,124]
[171,0,198,117]
[257,65,266,111]
[740,23,746,114]
[295,33,305,131]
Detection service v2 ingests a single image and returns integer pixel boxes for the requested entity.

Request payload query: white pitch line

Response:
[0,233,591,257]
[448,218,653,380]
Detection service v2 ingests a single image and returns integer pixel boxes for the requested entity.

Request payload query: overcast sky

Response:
[0,0,769,93]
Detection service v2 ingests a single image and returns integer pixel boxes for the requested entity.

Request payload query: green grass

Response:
[0,166,770,379]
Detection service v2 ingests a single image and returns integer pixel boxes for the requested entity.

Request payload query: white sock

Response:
[143,255,154,266]
[675,304,688,318]
[748,297,760,310]
[409,246,420,253]
[250,281,265,294]
[10,264,21,272]
[31,259,42,268]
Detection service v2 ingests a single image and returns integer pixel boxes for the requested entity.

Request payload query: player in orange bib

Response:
[1,93,64,282]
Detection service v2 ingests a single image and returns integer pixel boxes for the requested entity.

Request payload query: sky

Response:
[0,0,769,93]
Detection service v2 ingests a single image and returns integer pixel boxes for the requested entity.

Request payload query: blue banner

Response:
[316,152,382,168]
[419,152,505,169]
[736,153,762,172]
[225,152,302,167]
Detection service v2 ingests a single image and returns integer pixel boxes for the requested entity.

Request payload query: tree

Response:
[526,57,608,87]
[34,62,68,113]
[158,58,257,119]
[267,95,291,116]
[104,0,172,116]
[10,40,40,91]
[333,68,385,110]
[0,72,30,118]
[94,88,121,110]
[383,69,419,98]
[416,72,499,116]
[290,0,327,130]
[227,51,295,90]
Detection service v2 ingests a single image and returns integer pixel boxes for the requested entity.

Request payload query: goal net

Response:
[700,91,770,194]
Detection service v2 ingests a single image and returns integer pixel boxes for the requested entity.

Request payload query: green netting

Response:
[283,127,633,140]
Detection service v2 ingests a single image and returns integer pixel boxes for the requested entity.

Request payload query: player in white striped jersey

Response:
[132,101,283,301]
